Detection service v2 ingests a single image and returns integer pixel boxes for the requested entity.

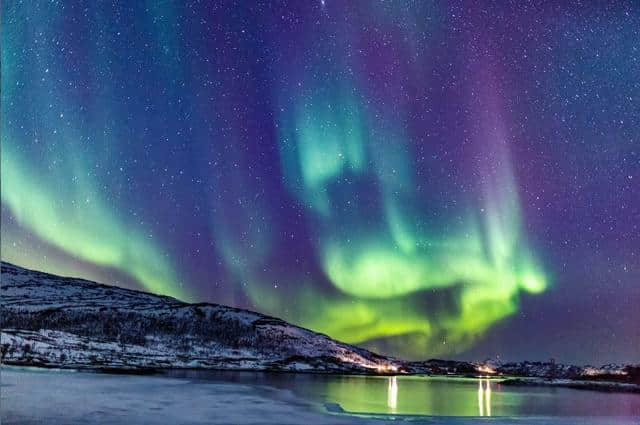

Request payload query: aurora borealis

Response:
[2,1,639,363]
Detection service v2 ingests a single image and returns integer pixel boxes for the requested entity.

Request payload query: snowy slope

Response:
[2,261,637,385]
[0,262,400,373]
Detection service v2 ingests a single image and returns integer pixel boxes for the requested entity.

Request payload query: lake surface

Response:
[2,367,639,424]
[165,370,640,417]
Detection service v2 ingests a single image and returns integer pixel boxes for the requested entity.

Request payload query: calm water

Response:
[165,370,640,417]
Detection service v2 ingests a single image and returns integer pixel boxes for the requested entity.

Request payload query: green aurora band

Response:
[0,3,188,301]
[1,145,188,301]
[234,78,547,357]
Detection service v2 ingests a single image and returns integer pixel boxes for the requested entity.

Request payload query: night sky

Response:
[2,1,638,364]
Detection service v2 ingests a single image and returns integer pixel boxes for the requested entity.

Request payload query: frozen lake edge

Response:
[2,367,638,425]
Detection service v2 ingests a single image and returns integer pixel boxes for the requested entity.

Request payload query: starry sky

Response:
[2,1,639,364]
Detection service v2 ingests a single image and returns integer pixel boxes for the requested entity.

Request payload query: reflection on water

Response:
[164,370,640,417]
[478,378,491,417]
[387,376,398,412]
[486,379,491,416]
[478,380,484,416]
[323,375,494,416]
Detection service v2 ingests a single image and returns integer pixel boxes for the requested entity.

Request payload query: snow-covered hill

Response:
[2,261,637,387]
[0,262,401,373]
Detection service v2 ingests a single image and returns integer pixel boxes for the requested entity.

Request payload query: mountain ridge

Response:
[0,261,401,373]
